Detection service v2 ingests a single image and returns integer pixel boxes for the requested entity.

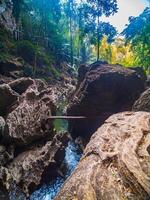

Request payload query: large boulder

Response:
[55,112,150,200]
[5,86,56,146]
[133,88,150,112]
[7,133,69,196]
[67,62,145,140]
[0,84,19,117]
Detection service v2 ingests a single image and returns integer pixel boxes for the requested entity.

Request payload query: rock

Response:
[67,62,145,140]
[0,0,16,33]
[0,75,13,84]
[129,67,147,82]
[0,117,5,138]
[5,86,56,146]
[0,167,12,191]
[0,84,19,117]
[0,145,14,166]
[7,133,69,196]
[146,75,150,88]
[34,79,47,92]
[55,112,150,200]
[77,64,89,86]
[9,77,34,95]
[0,58,23,77]
[133,88,150,112]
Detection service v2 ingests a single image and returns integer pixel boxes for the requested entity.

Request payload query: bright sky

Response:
[101,0,149,33]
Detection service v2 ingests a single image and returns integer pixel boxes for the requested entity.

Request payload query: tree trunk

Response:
[69,0,74,67]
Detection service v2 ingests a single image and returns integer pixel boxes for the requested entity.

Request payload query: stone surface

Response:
[0,84,19,117]
[67,62,145,140]
[5,86,56,146]
[0,59,23,77]
[0,117,5,138]
[9,77,34,95]
[133,88,150,112]
[55,112,150,200]
[7,133,69,196]
[0,0,16,32]
[0,145,14,166]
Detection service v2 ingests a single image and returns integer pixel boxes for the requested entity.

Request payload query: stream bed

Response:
[30,141,81,200]
[8,97,82,200]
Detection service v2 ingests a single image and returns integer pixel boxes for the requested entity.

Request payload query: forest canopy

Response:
[1,0,150,77]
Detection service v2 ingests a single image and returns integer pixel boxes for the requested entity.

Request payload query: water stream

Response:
[30,141,81,200]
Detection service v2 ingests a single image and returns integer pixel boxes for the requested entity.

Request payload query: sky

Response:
[101,0,149,33]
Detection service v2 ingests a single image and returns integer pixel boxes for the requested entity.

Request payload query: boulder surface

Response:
[5,81,56,146]
[0,84,19,117]
[55,112,150,200]
[67,62,145,140]
[7,133,69,196]
[133,88,150,112]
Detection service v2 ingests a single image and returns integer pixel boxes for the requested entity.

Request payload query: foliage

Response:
[16,40,37,64]
[122,8,150,70]
[93,36,136,67]
[1,0,149,78]
[86,0,118,60]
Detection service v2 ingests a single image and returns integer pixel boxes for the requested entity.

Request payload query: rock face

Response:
[7,133,69,196]
[55,112,150,200]
[0,0,16,32]
[67,62,145,140]
[0,77,69,197]
[0,59,23,77]
[0,117,5,138]
[0,84,19,117]
[133,88,150,112]
[8,77,34,95]
[5,88,56,146]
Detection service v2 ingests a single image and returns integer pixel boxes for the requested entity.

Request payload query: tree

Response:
[87,0,118,60]
[64,0,78,67]
[122,8,150,70]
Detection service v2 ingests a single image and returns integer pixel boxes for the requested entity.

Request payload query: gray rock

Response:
[0,117,5,137]
[133,88,150,112]
[55,112,150,200]
[0,84,19,117]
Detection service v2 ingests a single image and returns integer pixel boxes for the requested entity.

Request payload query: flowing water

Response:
[30,141,81,200]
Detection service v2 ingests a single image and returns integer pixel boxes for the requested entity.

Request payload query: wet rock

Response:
[55,112,150,200]
[0,84,19,117]
[67,62,145,140]
[7,133,69,196]
[5,87,56,146]
[8,77,34,95]
[133,88,150,112]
